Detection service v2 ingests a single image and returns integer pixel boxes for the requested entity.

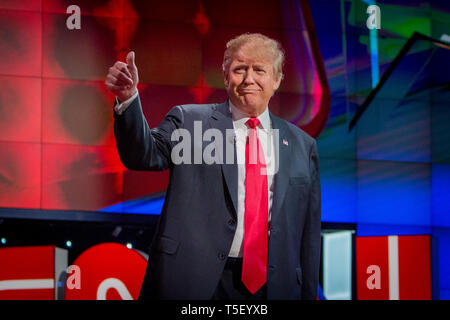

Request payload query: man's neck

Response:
[228,100,267,119]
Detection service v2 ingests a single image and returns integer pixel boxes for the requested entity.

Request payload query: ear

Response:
[223,69,229,88]
[273,75,282,91]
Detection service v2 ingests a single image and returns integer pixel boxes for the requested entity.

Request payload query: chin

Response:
[243,98,263,109]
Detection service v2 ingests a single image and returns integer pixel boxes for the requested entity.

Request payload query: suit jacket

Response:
[114,97,321,300]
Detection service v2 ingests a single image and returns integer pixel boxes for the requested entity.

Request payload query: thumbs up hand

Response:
[105,51,139,102]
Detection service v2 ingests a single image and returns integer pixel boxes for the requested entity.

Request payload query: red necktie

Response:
[242,117,268,294]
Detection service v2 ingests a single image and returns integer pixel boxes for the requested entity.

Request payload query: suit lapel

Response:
[207,103,291,221]
[269,112,291,224]
[209,101,238,217]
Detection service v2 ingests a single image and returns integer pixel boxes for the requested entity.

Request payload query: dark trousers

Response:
[212,257,267,300]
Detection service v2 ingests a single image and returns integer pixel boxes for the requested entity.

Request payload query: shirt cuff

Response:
[114,90,139,115]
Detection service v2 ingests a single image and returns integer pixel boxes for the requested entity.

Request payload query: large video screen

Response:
[0,0,328,214]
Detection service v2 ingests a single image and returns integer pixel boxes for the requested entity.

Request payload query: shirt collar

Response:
[228,100,271,130]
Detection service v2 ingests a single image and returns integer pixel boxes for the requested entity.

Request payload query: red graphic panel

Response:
[356,235,432,300]
[0,0,41,11]
[127,19,202,86]
[0,76,41,143]
[203,0,284,30]
[398,235,432,300]
[0,0,330,213]
[0,142,41,209]
[203,88,229,105]
[65,243,147,300]
[138,83,197,124]
[43,0,124,18]
[272,92,322,128]
[124,0,198,21]
[123,170,168,202]
[0,246,67,300]
[0,10,41,77]
[41,144,124,211]
[43,13,121,81]
[356,236,390,300]
[42,79,116,147]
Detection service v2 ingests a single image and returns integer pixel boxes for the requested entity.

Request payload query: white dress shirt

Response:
[227,101,276,258]
[114,94,277,258]
[114,91,139,115]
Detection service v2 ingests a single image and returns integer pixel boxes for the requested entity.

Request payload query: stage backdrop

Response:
[0,0,329,213]
[0,0,450,299]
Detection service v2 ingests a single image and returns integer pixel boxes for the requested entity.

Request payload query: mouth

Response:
[238,89,260,94]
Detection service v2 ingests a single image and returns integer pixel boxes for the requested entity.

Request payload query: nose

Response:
[243,70,255,85]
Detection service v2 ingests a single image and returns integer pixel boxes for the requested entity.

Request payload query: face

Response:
[224,43,281,117]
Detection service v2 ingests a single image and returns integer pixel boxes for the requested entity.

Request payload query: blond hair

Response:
[222,33,285,81]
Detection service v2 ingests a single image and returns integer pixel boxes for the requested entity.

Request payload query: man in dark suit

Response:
[105,33,321,300]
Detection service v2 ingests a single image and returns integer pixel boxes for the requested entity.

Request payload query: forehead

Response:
[230,42,275,66]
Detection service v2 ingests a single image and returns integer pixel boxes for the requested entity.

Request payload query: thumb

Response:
[126,51,136,70]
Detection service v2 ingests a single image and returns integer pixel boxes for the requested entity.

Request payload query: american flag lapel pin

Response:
[283,139,288,146]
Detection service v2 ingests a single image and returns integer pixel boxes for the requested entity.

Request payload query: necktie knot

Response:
[246,118,260,129]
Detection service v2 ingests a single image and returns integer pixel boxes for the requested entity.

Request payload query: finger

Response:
[106,81,129,92]
[109,67,133,85]
[106,74,131,88]
[109,67,133,84]
[115,61,132,79]
[126,51,137,70]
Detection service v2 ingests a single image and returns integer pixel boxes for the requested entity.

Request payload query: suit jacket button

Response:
[228,219,236,226]
[218,253,226,260]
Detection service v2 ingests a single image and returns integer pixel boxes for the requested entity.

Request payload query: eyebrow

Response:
[253,64,267,69]
[233,63,267,69]
[233,63,248,69]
